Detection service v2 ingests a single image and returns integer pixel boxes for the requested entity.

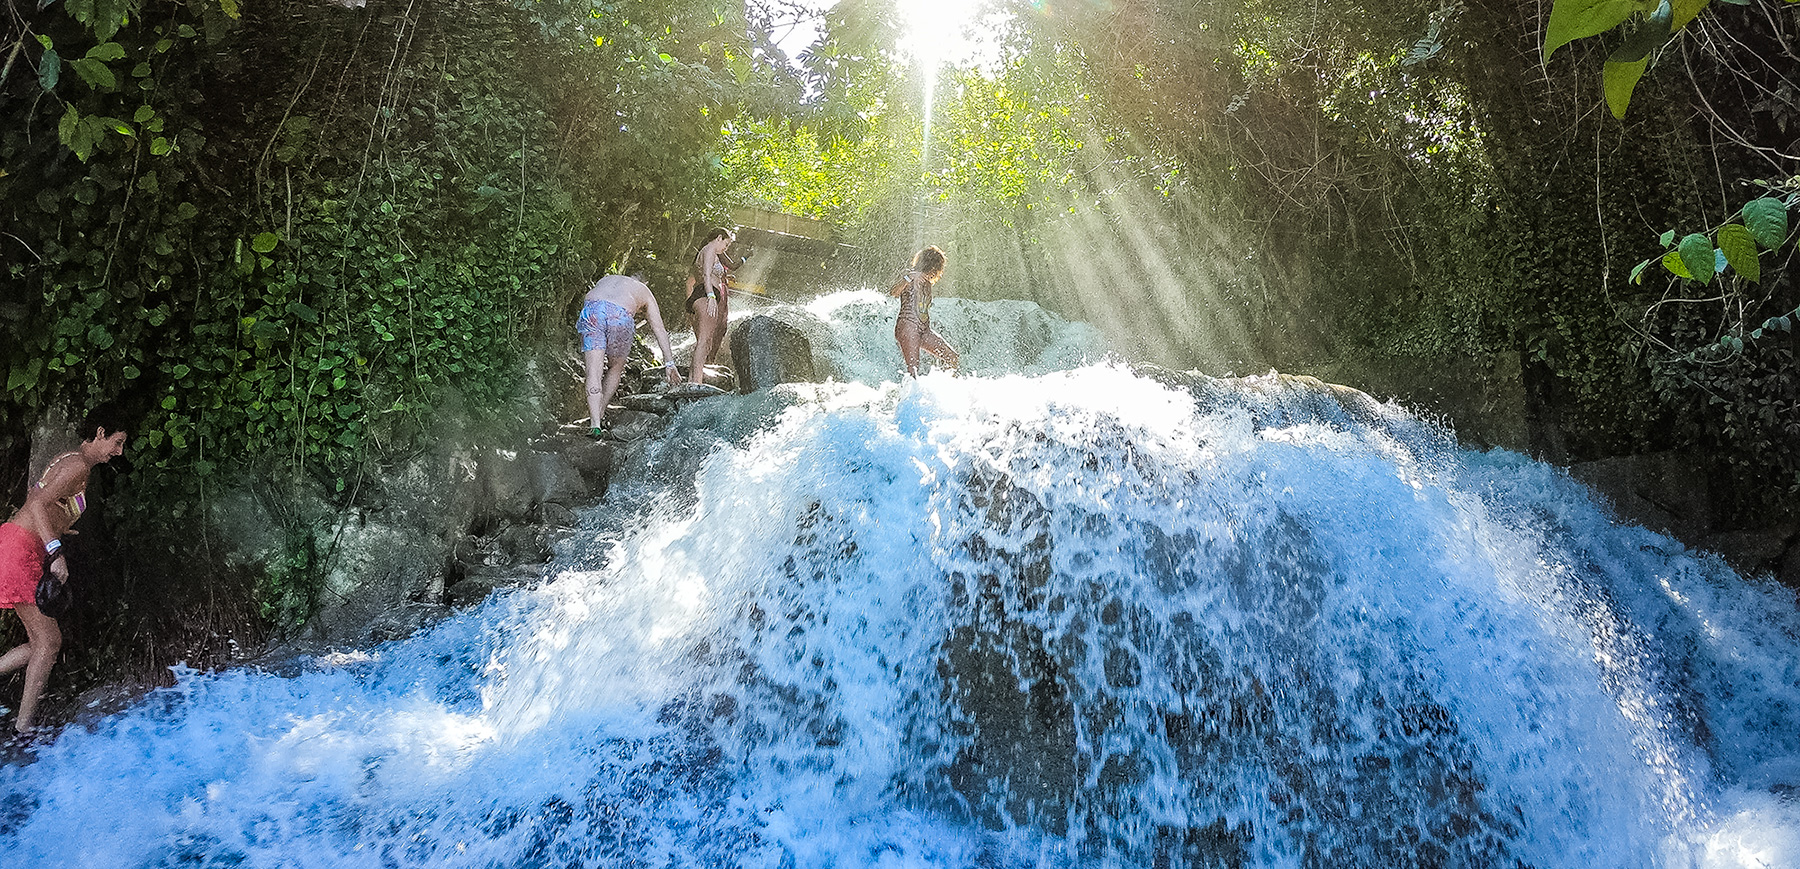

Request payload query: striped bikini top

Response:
[35,453,87,521]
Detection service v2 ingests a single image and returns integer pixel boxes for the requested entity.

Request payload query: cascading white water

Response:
[4,292,1798,868]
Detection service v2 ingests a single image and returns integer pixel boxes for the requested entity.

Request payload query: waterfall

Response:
[3,292,1797,868]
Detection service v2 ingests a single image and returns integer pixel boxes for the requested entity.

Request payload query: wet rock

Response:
[454,531,507,569]
[496,522,553,565]
[539,503,579,529]
[445,564,541,608]
[1299,353,1528,451]
[698,364,737,392]
[365,602,449,643]
[1569,450,1711,541]
[619,393,674,414]
[1701,523,1799,577]
[607,409,667,441]
[479,447,536,524]
[536,434,613,493]
[528,449,588,507]
[666,382,728,400]
[730,314,816,393]
[298,504,460,646]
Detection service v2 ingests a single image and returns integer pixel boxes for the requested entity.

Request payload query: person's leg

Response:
[599,354,630,411]
[10,605,60,733]
[689,300,719,384]
[701,302,722,370]
[920,327,958,372]
[0,631,28,674]
[584,346,609,433]
[895,319,922,377]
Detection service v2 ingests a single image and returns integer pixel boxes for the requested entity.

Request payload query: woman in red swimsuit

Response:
[1,412,127,734]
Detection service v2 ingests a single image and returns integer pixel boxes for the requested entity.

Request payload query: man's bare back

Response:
[584,274,658,313]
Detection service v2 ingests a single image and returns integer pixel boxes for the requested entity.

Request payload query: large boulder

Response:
[1300,353,1528,452]
[1569,450,1712,541]
[528,449,589,508]
[730,314,817,393]
[479,446,536,524]
[1700,522,1800,579]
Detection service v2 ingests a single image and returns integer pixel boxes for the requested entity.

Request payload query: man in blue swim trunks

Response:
[576,273,680,439]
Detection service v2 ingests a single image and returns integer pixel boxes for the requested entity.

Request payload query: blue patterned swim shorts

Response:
[576,299,634,355]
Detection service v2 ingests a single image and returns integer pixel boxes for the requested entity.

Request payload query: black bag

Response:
[35,571,72,619]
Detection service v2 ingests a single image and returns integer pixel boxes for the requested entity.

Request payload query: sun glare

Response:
[895,0,991,67]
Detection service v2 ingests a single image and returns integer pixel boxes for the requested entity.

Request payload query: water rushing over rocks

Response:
[3,292,1798,868]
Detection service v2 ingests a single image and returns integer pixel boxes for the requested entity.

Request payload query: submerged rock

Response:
[617,393,675,414]
[666,382,728,400]
[607,409,667,441]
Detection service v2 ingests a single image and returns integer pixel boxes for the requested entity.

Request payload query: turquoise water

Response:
[3,294,1797,867]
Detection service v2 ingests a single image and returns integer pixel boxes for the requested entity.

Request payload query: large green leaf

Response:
[252,231,281,253]
[1603,57,1648,119]
[1545,0,1637,62]
[57,105,79,147]
[1677,232,1715,283]
[1741,197,1789,249]
[90,0,131,40]
[6,359,43,394]
[1717,224,1760,282]
[39,49,60,90]
[1660,249,1692,279]
[68,57,116,89]
[1609,0,1673,62]
[1670,0,1711,28]
[84,42,126,62]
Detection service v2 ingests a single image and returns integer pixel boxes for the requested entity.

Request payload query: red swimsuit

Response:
[0,523,44,608]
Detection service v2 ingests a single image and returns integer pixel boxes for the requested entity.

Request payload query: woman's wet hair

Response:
[81,401,131,440]
[703,227,734,245]
[913,245,947,279]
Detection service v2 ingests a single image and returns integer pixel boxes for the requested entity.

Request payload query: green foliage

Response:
[1544,0,1642,62]
[2,0,786,671]
[1632,195,1795,287]
[1744,196,1790,249]
[1603,57,1648,118]
[1717,224,1759,283]
[1546,0,1693,117]
[1542,0,1800,118]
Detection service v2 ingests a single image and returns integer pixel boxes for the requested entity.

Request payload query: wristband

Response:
[662,362,677,370]
[44,538,63,562]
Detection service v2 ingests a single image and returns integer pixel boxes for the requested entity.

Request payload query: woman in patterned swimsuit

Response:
[888,245,959,377]
[1,411,128,734]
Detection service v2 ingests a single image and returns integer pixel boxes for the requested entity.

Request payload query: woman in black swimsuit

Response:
[686,228,735,385]
[888,245,958,377]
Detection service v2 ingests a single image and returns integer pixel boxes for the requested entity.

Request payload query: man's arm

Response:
[642,292,681,386]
